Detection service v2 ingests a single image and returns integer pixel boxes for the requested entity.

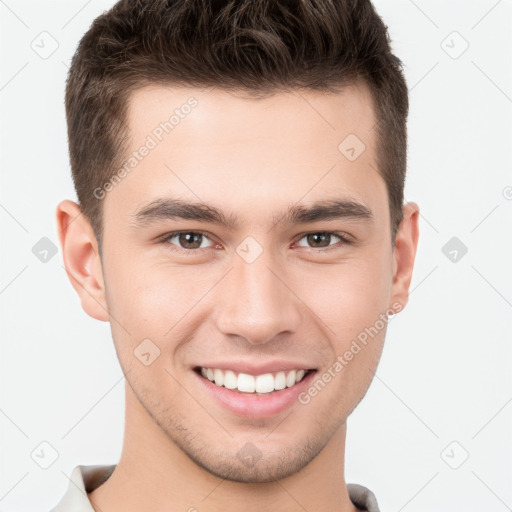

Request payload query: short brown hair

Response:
[65,0,408,248]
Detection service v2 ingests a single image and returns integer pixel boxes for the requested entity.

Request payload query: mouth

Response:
[193,366,315,395]
[192,364,318,418]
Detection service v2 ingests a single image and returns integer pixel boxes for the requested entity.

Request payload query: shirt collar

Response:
[51,465,380,512]
[50,464,115,512]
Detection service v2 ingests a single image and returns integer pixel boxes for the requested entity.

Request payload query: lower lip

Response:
[193,369,317,419]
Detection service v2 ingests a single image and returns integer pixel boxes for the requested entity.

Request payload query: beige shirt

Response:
[50,464,381,511]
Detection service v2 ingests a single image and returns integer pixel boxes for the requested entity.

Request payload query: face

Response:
[63,83,417,483]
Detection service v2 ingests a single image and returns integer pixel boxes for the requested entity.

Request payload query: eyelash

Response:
[158,230,353,254]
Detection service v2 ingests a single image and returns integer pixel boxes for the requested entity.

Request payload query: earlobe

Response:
[389,202,420,312]
[55,200,110,322]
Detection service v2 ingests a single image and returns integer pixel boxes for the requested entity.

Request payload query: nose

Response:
[214,248,302,345]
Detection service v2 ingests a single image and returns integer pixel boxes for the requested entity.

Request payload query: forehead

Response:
[126,83,377,152]
[106,83,385,227]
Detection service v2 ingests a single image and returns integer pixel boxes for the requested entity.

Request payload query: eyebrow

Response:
[131,197,373,229]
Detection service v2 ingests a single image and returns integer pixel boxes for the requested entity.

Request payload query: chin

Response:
[173,432,330,483]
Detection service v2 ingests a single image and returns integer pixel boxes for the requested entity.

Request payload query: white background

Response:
[0,1,511,510]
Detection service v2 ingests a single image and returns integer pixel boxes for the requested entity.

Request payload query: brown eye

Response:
[296,232,343,249]
[178,233,203,249]
[306,233,332,248]
[164,232,212,250]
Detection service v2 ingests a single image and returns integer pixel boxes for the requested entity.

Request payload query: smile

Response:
[196,366,311,394]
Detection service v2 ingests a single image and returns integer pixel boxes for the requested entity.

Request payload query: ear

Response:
[56,200,109,322]
[389,202,420,312]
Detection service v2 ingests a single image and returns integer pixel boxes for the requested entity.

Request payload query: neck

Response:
[88,384,359,512]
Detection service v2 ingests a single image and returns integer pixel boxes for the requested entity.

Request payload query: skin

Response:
[56,83,419,512]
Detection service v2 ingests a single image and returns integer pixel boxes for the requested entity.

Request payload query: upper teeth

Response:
[200,367,308,394]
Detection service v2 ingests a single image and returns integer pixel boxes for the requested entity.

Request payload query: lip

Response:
[193,360,314,375]
[193,367,318,419]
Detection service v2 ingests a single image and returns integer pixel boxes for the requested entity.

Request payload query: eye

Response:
[161,231,216,251]
[158,230,352,254]
[295,232,351,250]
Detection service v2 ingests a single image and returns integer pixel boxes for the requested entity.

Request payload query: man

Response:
[53,0,419,510]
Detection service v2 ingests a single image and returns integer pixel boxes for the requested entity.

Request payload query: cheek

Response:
[297,251,392,351]
[297,259,391,413]
[104,251,183,319]
[101,256,176,367]
[103,255,220,350]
